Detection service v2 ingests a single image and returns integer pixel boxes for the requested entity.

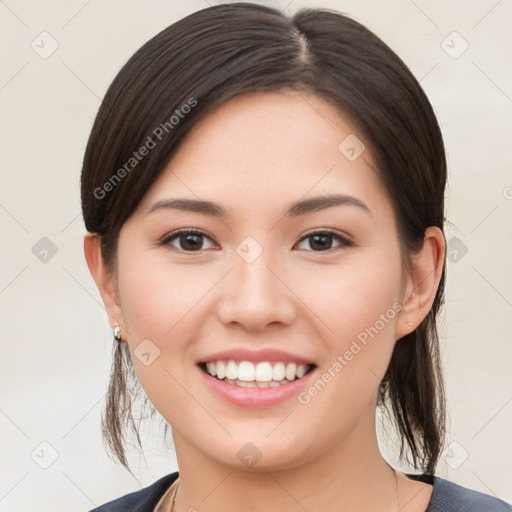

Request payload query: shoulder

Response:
[429,476,511,512]
[88,472,179,512]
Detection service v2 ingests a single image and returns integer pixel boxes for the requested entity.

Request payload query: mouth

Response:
[197,360,316,388]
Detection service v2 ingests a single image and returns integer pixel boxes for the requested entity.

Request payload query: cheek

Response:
[118,253,217,339]
[298,249,403,344]
[295,249,403,403]
[115,255,203,416]
[115,252,227,409]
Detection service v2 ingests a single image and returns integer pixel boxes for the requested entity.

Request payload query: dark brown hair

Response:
[81,3,446,474]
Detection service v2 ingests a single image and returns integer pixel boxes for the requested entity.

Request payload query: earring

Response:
[114,325,122,341]
[407,321,413,327]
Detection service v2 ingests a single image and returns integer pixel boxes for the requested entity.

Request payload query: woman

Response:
[81,3,510,511]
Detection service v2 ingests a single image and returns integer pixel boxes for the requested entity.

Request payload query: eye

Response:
[159,230,218,252]
[295,230,353,252]
[158,229,352,253]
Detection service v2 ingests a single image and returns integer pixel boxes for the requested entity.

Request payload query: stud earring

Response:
[114,325,122,341]
[407,321,413,327]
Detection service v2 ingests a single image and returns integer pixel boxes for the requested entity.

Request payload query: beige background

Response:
[1,0,511,510]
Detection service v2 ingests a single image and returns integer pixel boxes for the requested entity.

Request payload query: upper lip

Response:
[197,348,315,366]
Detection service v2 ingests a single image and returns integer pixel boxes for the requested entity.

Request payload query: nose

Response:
[216,251,297,332]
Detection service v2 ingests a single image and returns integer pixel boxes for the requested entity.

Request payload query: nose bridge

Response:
[232,240,280,303]
[216,237,296,328]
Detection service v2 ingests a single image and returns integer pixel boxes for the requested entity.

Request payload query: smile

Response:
[199,360,314,388]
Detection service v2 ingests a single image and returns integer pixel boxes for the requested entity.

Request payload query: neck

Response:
[171,409,400,512]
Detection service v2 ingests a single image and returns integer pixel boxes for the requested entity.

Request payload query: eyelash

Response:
[158,229,354,253]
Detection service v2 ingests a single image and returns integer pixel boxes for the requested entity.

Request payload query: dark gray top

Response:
[90,471,511,511]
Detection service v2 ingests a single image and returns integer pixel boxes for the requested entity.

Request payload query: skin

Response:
[85,90,445,511]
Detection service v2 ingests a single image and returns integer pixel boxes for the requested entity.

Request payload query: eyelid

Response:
[158,228,354,252]
[295,229,354,250]
[158,228,218,250]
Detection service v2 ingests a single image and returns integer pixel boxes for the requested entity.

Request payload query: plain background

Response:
[1,0,511,510]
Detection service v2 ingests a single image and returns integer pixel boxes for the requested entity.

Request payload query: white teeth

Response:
[285,362,297,381]
[255,362,273,382]
[206,361,216,377]
[235,380,257,387]
[216,361,226,379]
[272,362,285,381]
[202,359,312,386]
[226,360,238,380]
[297,364,308,378]
[237,361,255,381]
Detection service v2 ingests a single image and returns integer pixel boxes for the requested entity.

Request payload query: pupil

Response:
[178,233,334,251]
[181,234,202,250]
[311,234,331,251]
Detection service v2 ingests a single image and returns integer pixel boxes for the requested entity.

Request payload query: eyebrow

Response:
[146,194,371,218]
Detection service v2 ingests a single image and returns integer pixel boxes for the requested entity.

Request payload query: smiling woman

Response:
[80,3,510,512]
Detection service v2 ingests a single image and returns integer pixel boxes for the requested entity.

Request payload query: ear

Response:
[395,226,445,340]
[84,233,127,340]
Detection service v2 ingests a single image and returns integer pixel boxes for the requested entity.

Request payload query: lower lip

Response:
[197,365,317,408]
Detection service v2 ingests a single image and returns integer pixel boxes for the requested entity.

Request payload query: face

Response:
[110,91,413,471]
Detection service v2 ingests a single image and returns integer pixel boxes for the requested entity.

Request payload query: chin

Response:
[203,434,317,474]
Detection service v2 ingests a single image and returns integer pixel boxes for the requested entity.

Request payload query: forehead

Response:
[137,91,391,221]
[173,90,363,171]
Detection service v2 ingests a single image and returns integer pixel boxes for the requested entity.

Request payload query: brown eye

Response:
[160,230,217,252]
[296,231,353,252]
